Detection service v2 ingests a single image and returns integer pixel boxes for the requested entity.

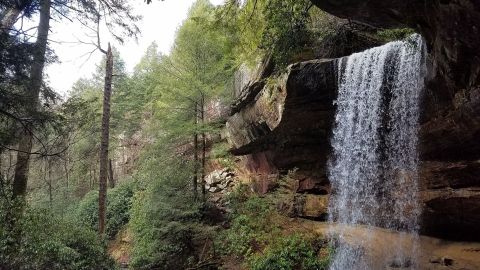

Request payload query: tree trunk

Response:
[0,0,33,33]
[98,44,113,236]
[1,9,21,32]
[200,94,206,201]
[108,158,115,188]
[5,0,50,257]
[193,101,198,200]
[12,0,51,200]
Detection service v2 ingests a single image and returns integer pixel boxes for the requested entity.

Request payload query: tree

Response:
[154,0,234,200]
[51,0,139,235]
[12,0,51,200]
[98,43,113,235]
[0,0,34,33]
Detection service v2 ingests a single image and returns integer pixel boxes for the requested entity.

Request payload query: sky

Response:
[44,0,224,97]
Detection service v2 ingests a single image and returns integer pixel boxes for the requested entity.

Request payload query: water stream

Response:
[328,34,426,269]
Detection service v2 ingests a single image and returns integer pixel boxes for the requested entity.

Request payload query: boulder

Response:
[206,168,235,187]
[208,186,221,193]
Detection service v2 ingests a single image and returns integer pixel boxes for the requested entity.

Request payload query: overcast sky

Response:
[44,0,224,97]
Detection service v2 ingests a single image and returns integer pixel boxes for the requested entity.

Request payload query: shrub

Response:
[210,142,236,169]
[129,160,204,270]
[376,28,416,42]
[75,181,134,239]
[0,207,114,270]
[222,188,333,269]
[223,194,280,258]
[249,235,331,270]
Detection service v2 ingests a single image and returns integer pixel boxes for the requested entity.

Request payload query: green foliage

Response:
[129,157,203,270]
[0,207,114,270]
[376,28,416,42]
[222,192,279,258]
[75,182,134,239]
[222,187,332,269]
[210,142,236,169]
[249,235,331,270]
[214,0,313,69]
[261,0,312,67]
[126,4,237,265]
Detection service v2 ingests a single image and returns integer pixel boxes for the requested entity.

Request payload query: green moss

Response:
[376,28,416,42]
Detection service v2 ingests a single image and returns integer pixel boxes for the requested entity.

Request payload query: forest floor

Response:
[108,227,132,268]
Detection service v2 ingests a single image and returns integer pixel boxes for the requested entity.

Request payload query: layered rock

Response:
[226,0,480,241]
[419,160,480,240]
[310,0,480,117]
[226,59,336,174]
[225,59,337,222]
[226,58,480,240]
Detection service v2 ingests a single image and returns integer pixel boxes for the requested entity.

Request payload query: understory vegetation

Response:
[0,0,411,268]
[221,186,333,270]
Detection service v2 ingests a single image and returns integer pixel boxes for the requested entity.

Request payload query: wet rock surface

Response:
[226,59,336,172]
[308,222,480,270]
[225,1,480,242]
[226,57,480,240]
[310,0,480,115]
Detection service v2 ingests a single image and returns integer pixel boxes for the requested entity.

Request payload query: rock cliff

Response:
[225,0,480,241]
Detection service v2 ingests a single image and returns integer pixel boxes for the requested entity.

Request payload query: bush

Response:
[75,181,134,239]
[224,195,278,258]
[249,235,331,270]
[129,160,204,270]
[222,189,332,269]
[0,207,114,270]
[376,28,416,42]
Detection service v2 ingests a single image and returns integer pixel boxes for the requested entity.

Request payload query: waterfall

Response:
[328,34,426,269]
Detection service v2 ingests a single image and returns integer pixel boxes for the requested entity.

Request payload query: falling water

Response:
[328,34,426,269]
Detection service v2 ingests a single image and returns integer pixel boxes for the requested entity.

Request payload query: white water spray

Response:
[328,34,426,269]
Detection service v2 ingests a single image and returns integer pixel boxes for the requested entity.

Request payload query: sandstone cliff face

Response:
[310,0,480,111]
[419,86,480,239]
[226,1,480,240]
[308,0,480,240]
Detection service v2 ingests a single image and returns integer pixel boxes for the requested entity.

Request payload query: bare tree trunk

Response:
[98,44,113,236]
[200,94,206,202]
[193,101,198,200]
[12,0,51,200]
[108,158,115,188]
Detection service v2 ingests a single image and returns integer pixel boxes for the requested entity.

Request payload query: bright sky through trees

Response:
[45,0,224,96]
